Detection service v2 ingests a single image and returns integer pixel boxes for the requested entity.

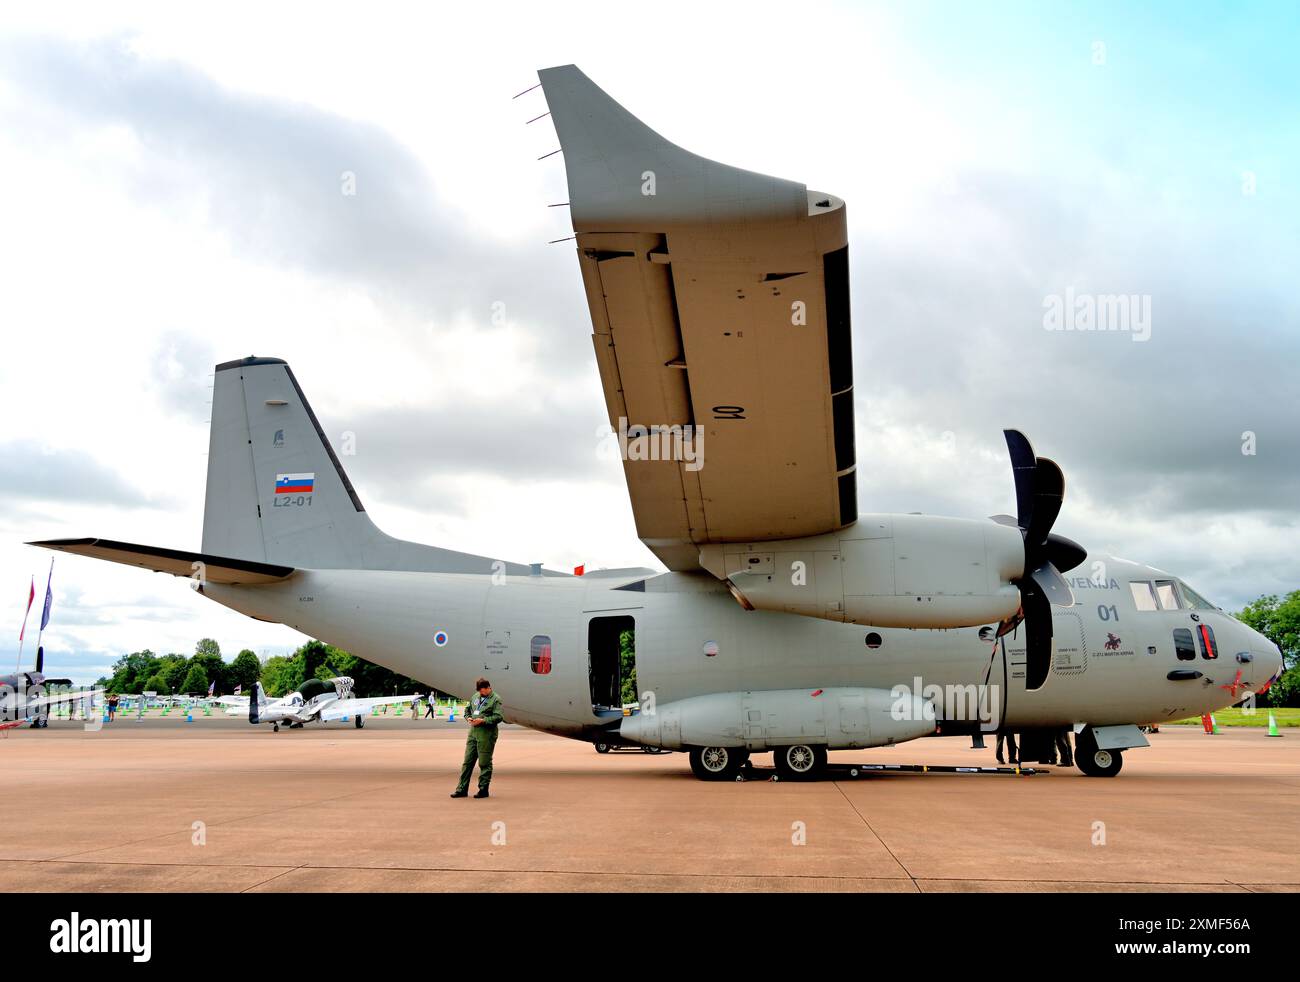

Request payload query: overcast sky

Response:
[1,2,1296,684]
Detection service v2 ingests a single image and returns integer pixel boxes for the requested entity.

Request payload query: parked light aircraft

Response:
[215,677,418,732]
[31,66,1282,780]
[0,646,102,726]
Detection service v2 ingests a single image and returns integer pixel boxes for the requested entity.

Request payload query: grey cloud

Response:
[0,440,152,509]
[323,400,619,513]
[2,36,593,377]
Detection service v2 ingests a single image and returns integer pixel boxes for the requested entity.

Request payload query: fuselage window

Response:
[1130,580,1158,611]
[530,635,553,675]
[1173,627,1196,661]
[1154,580,1181,610]
[1196,623,1218,660]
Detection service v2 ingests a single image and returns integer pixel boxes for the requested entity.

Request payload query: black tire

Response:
[594,741,612,754]
[642,746,663,754]
[688,746,746,781]
[773,744,828,781]
[272,722,280,732]
[355,715,364,729]
[1075,731,1123,777]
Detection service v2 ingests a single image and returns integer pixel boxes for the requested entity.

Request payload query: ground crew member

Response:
[424,694,436,719]
[995,730,1018,765]
[450,678,503,799]
[1055,726,1074,767]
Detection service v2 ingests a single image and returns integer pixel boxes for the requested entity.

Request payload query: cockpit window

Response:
[1129,581,1158,611]
[1154,580,1181,610]
[1177,580,1219,611]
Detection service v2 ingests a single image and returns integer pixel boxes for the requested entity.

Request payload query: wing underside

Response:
[538,66,858,571]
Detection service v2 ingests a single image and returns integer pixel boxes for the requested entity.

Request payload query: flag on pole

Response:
[19,577,34,641]
[208,681,215,697]
[39,561,54,631]
[234,683,242,696]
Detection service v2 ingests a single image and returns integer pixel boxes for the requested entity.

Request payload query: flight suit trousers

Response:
[456,726,499,792]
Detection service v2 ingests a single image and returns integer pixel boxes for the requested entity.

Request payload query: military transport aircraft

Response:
[215,676,418,732]
[30,66,1281,780]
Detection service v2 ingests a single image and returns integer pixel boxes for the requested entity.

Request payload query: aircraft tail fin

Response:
[249,682,265,724]
[203,358,550,575]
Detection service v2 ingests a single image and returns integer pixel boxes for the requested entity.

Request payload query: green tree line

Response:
[97,638,441,699]
[1236,590,1300,707]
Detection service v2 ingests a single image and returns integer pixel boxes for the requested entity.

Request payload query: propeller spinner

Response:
[993,430,1087,690]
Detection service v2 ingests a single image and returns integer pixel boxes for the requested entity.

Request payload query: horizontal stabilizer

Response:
[27,538,295,585]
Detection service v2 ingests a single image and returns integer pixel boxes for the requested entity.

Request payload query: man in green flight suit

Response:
[450,678,503,799]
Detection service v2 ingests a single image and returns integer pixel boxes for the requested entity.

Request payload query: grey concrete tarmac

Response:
[1,715,1295,892]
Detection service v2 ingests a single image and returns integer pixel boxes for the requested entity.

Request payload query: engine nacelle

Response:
[619,687,936,751]
[699,513,1024,629]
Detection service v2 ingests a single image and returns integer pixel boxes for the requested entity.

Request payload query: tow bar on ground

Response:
[742,761,1052,781]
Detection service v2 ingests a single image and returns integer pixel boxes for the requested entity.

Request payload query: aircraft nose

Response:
[1256,638,1284,694]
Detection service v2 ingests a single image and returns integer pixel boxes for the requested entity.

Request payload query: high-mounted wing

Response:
[538,66,857,571]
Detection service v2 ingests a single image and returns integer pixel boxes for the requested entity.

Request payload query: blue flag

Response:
[39,563,53,631]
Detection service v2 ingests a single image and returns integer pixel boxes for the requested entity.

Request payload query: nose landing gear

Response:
[1075,731,1123,777]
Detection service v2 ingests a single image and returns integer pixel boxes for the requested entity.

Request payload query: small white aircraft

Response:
[216,676,418,732]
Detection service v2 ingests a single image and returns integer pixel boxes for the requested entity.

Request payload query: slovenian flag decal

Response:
[275,473,316,494]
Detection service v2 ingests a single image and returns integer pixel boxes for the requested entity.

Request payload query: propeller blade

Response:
[1021,581,1053,691]
[1003,430,1036,528]
[1025,456,1065,549]
[1030,562,1075,607]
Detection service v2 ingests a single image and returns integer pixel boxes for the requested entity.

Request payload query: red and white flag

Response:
[18,577,34,641]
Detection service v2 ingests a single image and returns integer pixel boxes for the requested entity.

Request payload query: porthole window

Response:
[865,632,883,649]
[530,635,552,675]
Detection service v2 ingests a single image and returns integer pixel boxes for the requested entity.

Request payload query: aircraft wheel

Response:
[641,746,663,754]
[272,723,279,732]
[1077,744,1123,777]
[688,745,745,781]
[1074,729,1122,776]
[773,744,827,781]
[594,741,613,754]
[355,715,365,729]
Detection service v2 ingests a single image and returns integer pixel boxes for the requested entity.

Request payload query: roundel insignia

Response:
[433,629,449,648]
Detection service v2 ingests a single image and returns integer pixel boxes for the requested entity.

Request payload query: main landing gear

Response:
[688,745,751,780]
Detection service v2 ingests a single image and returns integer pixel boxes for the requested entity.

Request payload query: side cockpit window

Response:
[1129,581,1158,611]
[1178,581,1220,611]
[1154,580,1181,610]
[1173,628,1196,661]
